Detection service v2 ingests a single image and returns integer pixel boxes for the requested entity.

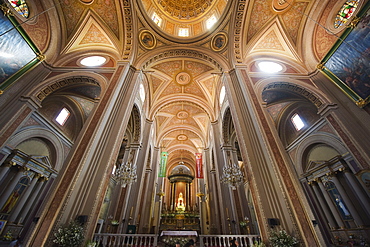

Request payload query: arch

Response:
[6,127,67,171]
[132,104,142,143]
[294,132,348,175]
[27,72,108,103]
[257,79,330,110]
[222,107,233,145]
[133,47,230,72]
[149,97,215,122]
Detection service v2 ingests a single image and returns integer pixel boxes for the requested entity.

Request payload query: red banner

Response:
[195,153,203,178]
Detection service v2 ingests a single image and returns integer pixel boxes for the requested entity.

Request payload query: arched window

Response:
[334,0,360,28]
[7,0,29,18]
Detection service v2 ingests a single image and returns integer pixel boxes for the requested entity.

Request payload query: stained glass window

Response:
[334,0,360,28]
[7,0,29,18]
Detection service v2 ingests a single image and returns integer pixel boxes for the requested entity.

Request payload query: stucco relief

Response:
[153,60,182,77]
[159,81,182,98]
[60,0,119,37]
[20,4,49,52]
[255,30,284,50]
[248,0,275,41]
[281,2,309,44]
[80,24,111,44]
[150,75,164,95]
[314,0,340,60]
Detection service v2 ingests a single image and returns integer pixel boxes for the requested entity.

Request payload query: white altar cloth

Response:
[160,231,198,236]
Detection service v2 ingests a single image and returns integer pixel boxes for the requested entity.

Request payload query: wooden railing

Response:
[200,235,261,247]
[93,234,158,247]
[93,234,261,247]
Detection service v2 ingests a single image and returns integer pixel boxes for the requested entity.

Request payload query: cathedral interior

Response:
[0,0,370,246]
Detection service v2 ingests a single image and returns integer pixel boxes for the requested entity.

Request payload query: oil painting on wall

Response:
[0,5,40,91]
[320,4,370,107]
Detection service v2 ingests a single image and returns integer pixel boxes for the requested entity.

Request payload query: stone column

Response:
[330,175,363,227]
[224,67,319,244]
[17,177,46,224]
[0,161,13,182]
[310,181,337,229]
[8,173,40,223]
[342,169,370,217]
[317,179,345,228]
[186,182,191,210]
[29,64,140,246]
[210,120,230,234]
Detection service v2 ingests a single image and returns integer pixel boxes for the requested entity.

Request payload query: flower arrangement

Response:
[53,221,85,247]
[253,241,266,247]
[3,230,12,241]
[269,230,299,247]
[162,236,189,247]
[239,220,248,227]
[111,220,120,226]
[86,240,97,247]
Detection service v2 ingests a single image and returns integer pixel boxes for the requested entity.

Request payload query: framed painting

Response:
[0,1,43,93]
[318,1,370,108]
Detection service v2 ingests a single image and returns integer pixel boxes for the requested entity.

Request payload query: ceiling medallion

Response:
[139,30,157,50]
[272,0,294,12]
[176,72,191,85]
[177,110,189,119]
[211,32,228,51]
[177,134,188,141]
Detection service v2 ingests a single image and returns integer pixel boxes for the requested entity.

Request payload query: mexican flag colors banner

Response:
[158,152,168,177]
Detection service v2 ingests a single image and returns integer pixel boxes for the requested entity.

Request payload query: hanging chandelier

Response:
[220,161,244,190]
[115,162,137,187]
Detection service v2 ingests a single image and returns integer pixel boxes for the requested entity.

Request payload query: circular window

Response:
[80,56,107,67]
[257,61,283,73]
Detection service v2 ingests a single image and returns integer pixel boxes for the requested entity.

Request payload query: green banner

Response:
[158,152,168,177]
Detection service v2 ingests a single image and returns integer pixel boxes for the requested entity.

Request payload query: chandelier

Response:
[115,162,137,187]
[220,161,244,190]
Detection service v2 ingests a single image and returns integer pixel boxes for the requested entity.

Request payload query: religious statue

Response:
[176,192,186,211]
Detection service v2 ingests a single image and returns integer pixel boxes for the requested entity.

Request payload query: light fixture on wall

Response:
[115,161,137,187]
[220,160,244,190]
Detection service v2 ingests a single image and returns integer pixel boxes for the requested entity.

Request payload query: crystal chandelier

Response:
[220,161,244,190]
[116,162,137,187]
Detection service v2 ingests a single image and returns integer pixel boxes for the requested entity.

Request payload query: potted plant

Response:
[53,221,84,247]
[269,229,299,247]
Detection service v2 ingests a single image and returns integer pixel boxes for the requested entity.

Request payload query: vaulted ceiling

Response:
[21,0,343,170]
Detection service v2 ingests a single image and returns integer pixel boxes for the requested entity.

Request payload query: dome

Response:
[141,0,230,38]
[170,165,192,176]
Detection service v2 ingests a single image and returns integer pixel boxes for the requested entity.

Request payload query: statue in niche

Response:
[176,192,186,212]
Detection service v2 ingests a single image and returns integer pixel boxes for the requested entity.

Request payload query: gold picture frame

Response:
[211,32,228,52]
[139,30,156,50]
[318,2,370,108]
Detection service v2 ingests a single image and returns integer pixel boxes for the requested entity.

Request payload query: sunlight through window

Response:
[291,113,305,131]
[206,15,217,29]
[152,12,162,27]
[56,108,70,126]
[257,61,283,73]
[80,56,106,67]
[178,28,189,37]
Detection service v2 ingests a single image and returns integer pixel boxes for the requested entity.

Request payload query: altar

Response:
[160,230,198,237]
